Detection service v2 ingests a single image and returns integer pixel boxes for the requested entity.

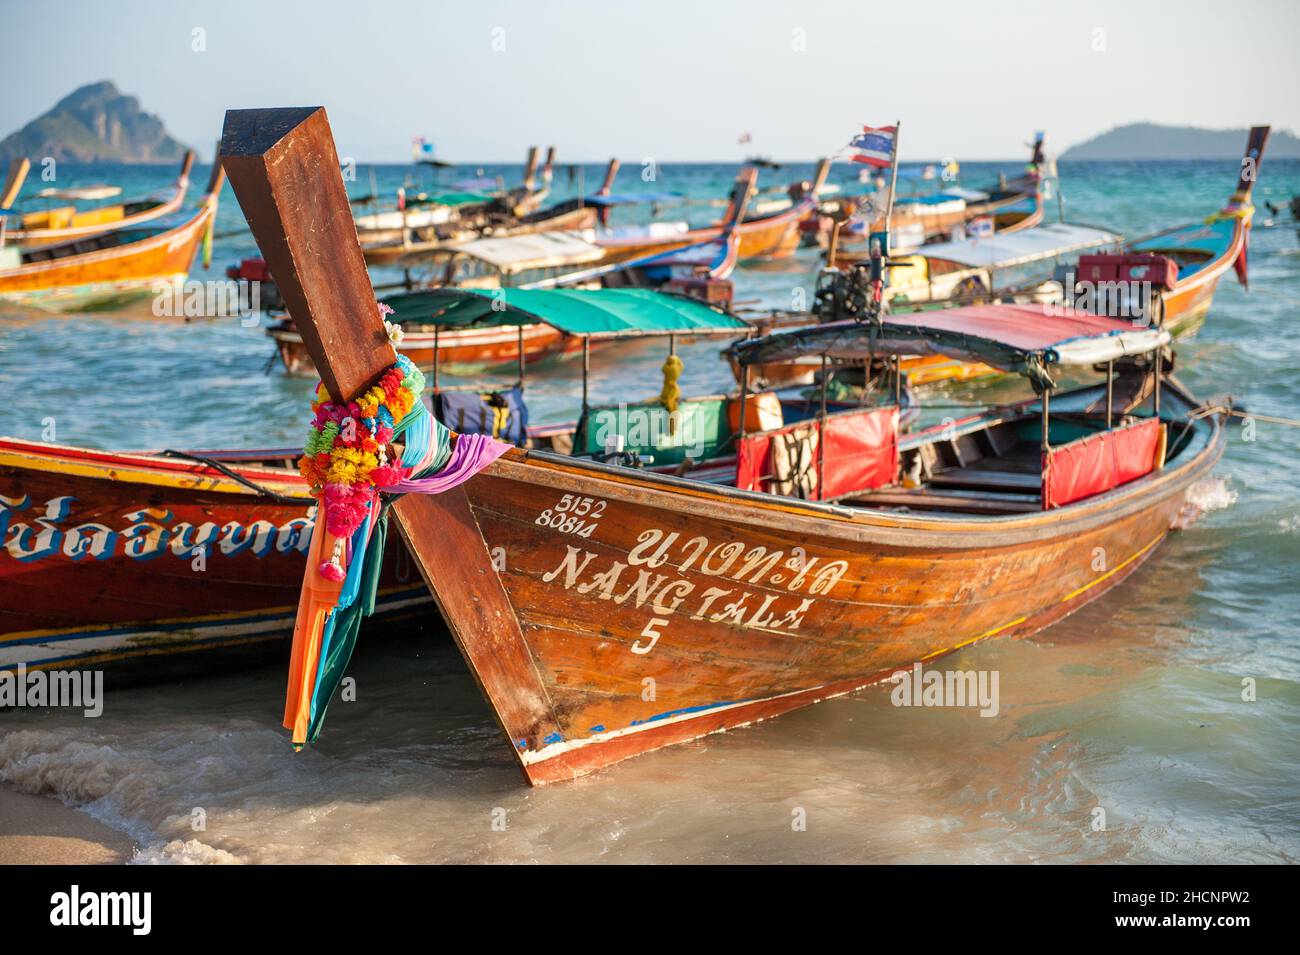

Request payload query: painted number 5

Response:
[632,617,668,655]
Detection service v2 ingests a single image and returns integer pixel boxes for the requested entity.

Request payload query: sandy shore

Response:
[0,787,134,864]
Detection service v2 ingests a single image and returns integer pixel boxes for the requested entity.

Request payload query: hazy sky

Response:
[3,0,1297,162]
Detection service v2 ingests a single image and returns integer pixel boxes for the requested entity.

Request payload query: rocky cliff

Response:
[0,81,187,164]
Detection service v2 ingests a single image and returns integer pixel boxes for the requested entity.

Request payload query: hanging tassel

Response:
[659,353,684,434]
[318,537,347,581]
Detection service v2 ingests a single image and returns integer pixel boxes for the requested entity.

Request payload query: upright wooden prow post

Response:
[809,157,831,197]
[177,150,197,187]
[203,152,227,200]
[0,158,30,210]
[218,107,564,782]
[1234,125,1271,200]
[220,107,393,402]
[541,146,556,187]
[596,158,620,196]
[721,167,758,232]
[521,146,541,193]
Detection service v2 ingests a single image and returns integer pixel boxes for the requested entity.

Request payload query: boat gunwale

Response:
[7,152,196,244]
[0,437,310,498]
[0,198,217,283]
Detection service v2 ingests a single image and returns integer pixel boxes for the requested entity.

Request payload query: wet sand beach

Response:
[0,787,135,864]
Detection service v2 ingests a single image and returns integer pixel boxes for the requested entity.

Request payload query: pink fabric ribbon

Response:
[389,432,510,494]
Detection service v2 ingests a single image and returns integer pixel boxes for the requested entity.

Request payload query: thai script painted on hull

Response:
[0,494,314,563]
[538,511,848,655]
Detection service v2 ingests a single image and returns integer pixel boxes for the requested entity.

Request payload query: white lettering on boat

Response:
[0,494,314,563]
[533,494,606,538]
[539,524,841,654]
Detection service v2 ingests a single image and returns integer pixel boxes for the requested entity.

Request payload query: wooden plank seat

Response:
[928,467,1042,492]
[844,485,1042,515]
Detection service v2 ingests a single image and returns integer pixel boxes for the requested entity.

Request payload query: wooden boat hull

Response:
[360,206,601,266]
[830,189,1043,265]
[1150,217,1248,339]
[598,198,814,266]
[270,320,582,376]
[0,440,427,674]
[6,153,196,248]
[398,396,1222,784]
[0,202,216,312]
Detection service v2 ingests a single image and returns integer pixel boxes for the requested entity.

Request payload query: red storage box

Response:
[1075,253,1177,290]
[1114,254,1178,289]
[1075,254,1121,284]
[227,257,273,283]
[665,277,733,307]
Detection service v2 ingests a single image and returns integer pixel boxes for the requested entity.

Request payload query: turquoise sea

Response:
[1,156,1298,863]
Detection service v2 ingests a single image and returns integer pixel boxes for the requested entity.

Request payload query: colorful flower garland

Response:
[298,327,426,579]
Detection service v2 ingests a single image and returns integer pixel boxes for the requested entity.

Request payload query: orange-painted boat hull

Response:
[0,439,427,674]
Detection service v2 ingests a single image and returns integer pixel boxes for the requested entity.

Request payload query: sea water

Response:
[1,158,1298,863]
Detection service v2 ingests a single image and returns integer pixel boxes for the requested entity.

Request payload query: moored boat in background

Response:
[358,153,624,265]
[356,146,579,263]
[822,132,1050,260]
[0,151,196,248]
[595,160,830,263]
[0,162,225,312]
[0,438,430,676]
[267,170,759,376]
[1113,125,1270,337]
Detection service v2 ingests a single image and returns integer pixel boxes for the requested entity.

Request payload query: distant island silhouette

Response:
[1062,123,1299,160]
[0,81,187,164]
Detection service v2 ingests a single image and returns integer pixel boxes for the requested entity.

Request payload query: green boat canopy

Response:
[380,287,749,339]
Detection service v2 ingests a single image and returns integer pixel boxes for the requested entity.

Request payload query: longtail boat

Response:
[594,160,830,264]
[0,151,196,248]
[1115,125,1270,337]
[0,439,429,675]
[360,157,621,265]
[823,133,1049,261]
[268,171,759,376]
[353,145,545,242]
[220,106,1227,785]
[873,222,1121,310]
[746,222,1124,389]
[356,146,570,264]
[750,126,1271,391]
[0,162,224,312]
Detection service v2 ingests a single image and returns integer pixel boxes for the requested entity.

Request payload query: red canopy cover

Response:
[737,406,898,501]
[1043,417,1165,509]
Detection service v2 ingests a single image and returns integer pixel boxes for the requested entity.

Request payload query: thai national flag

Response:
[850,126,896,168]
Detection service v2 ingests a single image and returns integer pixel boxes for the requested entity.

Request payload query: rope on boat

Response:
[160,450,308,502]
[1164,403,1300,460]
[1222,408,1300,428]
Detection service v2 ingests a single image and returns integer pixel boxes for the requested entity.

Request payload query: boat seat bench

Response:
[844,486,1042,514]
[928,467,1042,492]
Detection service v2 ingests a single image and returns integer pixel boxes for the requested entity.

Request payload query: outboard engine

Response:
[813,264,875,321]
[814,238,904,322]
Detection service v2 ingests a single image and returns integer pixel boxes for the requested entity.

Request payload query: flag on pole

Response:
[849,126,896,167]
[411,137,436,162]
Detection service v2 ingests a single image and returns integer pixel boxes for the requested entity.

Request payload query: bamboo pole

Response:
[882,121,902,246]
[1105,359,1113,428]
[817,354,829,501]
[1041,389,1051,451]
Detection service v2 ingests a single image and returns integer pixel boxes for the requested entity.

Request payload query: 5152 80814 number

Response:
[534,495,607,538]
